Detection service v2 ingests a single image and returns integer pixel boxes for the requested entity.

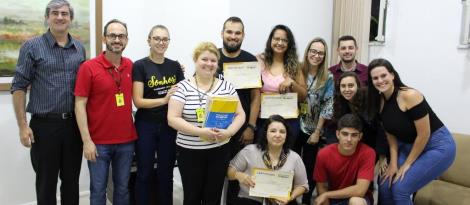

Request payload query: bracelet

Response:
[246,124,257,131]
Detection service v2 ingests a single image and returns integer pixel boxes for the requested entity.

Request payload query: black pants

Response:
[293,131,320,204]
[177,144,230,205]
[30,116,83,205]
[226,132,244,205]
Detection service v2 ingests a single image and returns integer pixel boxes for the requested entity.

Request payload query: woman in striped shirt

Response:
[168,42,245,205]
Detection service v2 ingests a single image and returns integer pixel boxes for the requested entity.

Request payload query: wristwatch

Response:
[246,123,257,132]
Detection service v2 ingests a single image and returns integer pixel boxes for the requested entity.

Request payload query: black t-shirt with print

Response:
[217,49,257,125]
[133,57,184,122]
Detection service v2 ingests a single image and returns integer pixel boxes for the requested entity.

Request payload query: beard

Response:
[223,41,242,53]
[341,57,355,64]
[106,43,125,54]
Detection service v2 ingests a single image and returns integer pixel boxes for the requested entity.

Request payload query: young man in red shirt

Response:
[314,114,375,205]
[75,19,137,204]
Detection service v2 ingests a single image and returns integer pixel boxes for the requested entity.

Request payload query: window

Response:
[369,0,388,42]
[460,0,470,47]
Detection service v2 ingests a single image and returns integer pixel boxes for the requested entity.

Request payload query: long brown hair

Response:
[301,37,329,91]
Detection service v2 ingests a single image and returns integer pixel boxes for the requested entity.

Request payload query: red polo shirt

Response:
[75,52,137,144]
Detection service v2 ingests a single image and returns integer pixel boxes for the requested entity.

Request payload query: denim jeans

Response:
[88,142,135,205]
[379,126,456,205]
[134,119,177,205]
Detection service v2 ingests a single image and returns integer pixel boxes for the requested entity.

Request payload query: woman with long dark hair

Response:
[367,58,456,205]
[257,25,307,146]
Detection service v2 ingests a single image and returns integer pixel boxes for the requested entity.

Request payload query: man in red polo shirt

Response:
[74,19,137,204]
[314,114,375,205]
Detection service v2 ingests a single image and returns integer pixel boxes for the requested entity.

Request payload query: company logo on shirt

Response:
[147,75,177,88]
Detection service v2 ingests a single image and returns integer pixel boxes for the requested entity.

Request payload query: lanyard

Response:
[307,74,316,94]
[194,76,215,108]
[107,67,122,93]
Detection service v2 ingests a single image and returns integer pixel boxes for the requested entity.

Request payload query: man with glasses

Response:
[313,114,375,205]
[329,35,368,86]
[217,16,260,205]
[75,19,137,204]
[11,0,85,204]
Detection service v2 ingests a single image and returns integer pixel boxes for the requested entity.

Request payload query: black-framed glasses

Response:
[106,33,128,40]
[308,49,325,57]
[151,37,170,44]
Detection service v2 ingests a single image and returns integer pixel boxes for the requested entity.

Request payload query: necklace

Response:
[194,76,215,107]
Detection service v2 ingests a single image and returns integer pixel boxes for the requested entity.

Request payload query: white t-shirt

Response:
[171,78,238,149]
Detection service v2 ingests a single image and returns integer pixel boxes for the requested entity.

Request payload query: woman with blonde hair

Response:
[294,37,334,205]
[132,25,184,205]
[168,42,245,205]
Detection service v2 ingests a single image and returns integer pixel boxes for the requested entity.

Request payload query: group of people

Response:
[11,1,457,205]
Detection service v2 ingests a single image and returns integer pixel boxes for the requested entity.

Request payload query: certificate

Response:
[260,93,298,119]
[249,168,294,198]
[223,62,262,89]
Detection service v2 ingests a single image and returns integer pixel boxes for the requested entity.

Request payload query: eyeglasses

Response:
[106,33,128,40]
[308,49,325,57]
[151,37,170,44]
[272,37,289,44]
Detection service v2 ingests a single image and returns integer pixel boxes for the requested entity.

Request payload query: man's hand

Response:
[314,193,330,205]
[239,127,254,145]
[19,125,34,148]
[83,140,98,162]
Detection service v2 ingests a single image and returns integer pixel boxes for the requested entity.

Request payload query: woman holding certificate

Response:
[228,115,308,205]
[132,25,185,205]
[167,42,245,205]
[257,25,307,146]
[294,37,334,205]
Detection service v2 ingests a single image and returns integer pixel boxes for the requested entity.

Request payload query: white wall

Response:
[103,0,333,75]
[368,0,470,134]
[1,0,333,204]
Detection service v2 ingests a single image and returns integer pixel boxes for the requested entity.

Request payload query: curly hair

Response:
[263,25,299,78]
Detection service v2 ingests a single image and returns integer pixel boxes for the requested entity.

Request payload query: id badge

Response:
[196,108,205,123]
[115,93,125,107]
[300,102,308,115]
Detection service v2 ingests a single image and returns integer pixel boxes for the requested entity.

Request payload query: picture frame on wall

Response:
[0,0,102,91]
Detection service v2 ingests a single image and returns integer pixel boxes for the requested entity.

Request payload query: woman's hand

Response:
[279,76,294,94]
[377,155,388,177]
[213,128,233,142]
[393,163,411,183]
[164,85,178,102]
[380,163,398,188]
[270,196,291,205]
[307,130,320,145]
[235,171,255,187]
[198,128,219,142]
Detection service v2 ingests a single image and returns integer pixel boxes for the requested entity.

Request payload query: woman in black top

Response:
[132,25,184,205]
[367,58,455,205]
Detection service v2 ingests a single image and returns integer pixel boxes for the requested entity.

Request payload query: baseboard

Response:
[19,191,90,205]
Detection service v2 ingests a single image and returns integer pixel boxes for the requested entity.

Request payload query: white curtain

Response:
[331,0,372,65]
